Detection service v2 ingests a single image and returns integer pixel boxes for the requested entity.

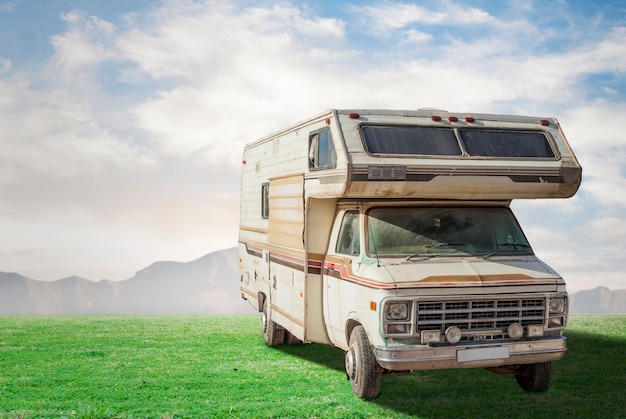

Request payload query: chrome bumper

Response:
[375,336,567,371]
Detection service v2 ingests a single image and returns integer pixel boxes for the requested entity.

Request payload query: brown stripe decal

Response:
[242,241,560,290]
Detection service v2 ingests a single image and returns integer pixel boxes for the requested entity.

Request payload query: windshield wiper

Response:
[405,242,465,261]
[483,242,532,259]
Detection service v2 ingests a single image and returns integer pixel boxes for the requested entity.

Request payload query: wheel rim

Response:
[261,308,268,334]
[345,346,358,382]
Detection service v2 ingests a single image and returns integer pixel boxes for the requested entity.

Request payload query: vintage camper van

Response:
[238,109,581,398]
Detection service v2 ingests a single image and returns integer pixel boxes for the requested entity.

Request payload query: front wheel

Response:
[515,361,552,392]
[284,330,303,345]
[261,298,284,346]
[345,325,382,399]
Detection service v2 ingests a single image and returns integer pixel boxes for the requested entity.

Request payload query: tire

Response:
[344,325,383,399]
[284,330,303,345]
[261,298,284,346]
[515,361,552,392]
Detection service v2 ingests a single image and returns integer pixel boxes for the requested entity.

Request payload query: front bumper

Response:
[375,336,567,371]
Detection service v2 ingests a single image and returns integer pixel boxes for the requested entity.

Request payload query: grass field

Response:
[0,314,624,418]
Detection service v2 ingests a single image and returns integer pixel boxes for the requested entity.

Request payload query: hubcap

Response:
[261,310,268,334]
[345,347,357,381]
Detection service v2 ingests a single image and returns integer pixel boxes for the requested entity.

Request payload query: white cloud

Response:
[117,2,345,82]
[0,78,157,179]
[353,1,497,32]
[560,102,626,211]
[563,101,626,148]
[404,29,433,43]
[50,10,117,84]
[116,2,353,163]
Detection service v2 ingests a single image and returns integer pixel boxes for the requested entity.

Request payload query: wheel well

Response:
[345,319,360,343]
[257,292,266,313]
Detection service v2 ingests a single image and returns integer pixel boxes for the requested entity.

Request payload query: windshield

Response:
[366,207,532,258]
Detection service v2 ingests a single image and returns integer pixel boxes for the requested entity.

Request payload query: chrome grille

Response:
[416,297,546,340]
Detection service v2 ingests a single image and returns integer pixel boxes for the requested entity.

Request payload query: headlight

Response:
[385,302,409,320]
[549,297,566,314]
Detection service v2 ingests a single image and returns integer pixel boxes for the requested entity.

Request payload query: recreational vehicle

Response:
[238,109,581,398]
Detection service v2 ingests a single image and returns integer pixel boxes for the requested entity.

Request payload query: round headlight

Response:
[508,322,524,340]
[445,326,462,344]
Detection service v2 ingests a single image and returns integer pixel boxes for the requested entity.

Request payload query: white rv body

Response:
[238,109,581,398]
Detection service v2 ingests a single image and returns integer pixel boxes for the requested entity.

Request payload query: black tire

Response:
[515,361,552,392]
[284,330,303,345]
[261,298,284,346]
[345,325,382,399]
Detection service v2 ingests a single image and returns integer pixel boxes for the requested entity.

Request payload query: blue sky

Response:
[0,0,625,291]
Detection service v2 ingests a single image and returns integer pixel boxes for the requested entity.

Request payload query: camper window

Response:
[309,128,337,170]
[360,125,557,159]
[336,211,360,255]
[361,125,462,156]
[459,129,556,158]
[261,182,269,219]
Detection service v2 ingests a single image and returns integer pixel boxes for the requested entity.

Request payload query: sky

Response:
[0,0,625,291]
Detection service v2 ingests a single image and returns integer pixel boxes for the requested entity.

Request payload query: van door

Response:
[267,174,305,334]
[324,210,360,345]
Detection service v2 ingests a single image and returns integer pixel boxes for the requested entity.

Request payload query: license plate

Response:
[457,346,509,362]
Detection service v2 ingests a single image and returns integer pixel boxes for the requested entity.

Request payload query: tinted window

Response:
[361,125,462,156]
[459,129,555,158]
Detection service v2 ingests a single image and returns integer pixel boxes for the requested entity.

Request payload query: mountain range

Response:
[0,247,254,315]
[0,247,624,314]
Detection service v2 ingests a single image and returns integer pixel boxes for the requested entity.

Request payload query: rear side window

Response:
[309,128,336,170]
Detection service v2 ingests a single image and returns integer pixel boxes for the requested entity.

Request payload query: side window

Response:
[261,182,269,219]
[309,128,336,170]
[336,211,360,255]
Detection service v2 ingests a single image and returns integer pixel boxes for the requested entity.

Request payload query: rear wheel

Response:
[261,298,284,346]
[345,325,382,399]
[515,361,552,392]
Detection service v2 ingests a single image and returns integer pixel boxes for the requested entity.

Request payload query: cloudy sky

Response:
[1,0,625,291]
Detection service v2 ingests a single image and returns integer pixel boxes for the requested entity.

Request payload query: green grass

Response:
[0,315,624,418]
